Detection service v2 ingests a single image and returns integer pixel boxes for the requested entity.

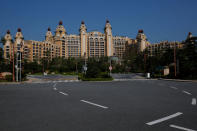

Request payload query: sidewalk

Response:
[159,78,197,82]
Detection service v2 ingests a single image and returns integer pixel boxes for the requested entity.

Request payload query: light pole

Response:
[174,42,176,77]
[19,51,22,82]
[110,57,112,76]
[144,53,147,74]
[16,51,18,82]
[84,52,87,75]
[12,43,15,82]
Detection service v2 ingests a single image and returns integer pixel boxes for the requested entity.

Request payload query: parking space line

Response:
[146,112,183,125]
[191,98,196,106]
[80,100,108,109]
[182,90,192,95]
[59,91,68,96]
[170,86,178,90]
[170,124,196,131]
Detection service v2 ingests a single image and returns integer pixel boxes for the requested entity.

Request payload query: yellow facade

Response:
[3,20,149,62]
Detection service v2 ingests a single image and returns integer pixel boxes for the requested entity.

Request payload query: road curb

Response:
[159,78,197,83]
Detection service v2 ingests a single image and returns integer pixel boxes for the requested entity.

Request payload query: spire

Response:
[187,32,192,39]
[106,19,110,23]
[55,20,66,38]
[59,20,63,25]
[48,27,51,31]
[15,28,23,40]
[46,27,53,41]
[7,30,10,34]
[138,29,144,34]
[5,30,12,41]
[17,28,22,32]
[80,20,87,32]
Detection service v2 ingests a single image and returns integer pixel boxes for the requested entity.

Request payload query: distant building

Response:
[146,41,183,56]
[183,32,197,46]
[3,20,150,62]
[136,29,150,52]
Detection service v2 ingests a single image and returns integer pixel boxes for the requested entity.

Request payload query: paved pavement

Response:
[27,75,78,83]
[0,80,197,131]
[111,73,145,80]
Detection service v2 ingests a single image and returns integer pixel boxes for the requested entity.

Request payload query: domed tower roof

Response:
[138,29,144,34]
[106,19,110,23]
[105,19,112,30]
[81,20,85,24]
[136,29,146,40]
[4,30,12,41]
[59,20,63,25]
[15,28,23,39]
[55,20,66,37]
[56,20,66,32]
[187,32,192,39]
[46,27,53,37]
[7,30,10,34]
[46,27,53,41]
[80,20,87,32]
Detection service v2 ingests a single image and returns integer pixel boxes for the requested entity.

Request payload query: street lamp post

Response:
[84,52,87,75]
[174,42,177,77]
[19,51,22,82]
[110,58,112,76]
[12,43,15,82]
[16,52,18,82]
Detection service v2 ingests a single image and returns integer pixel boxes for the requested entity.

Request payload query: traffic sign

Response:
[109,66,112,70]
[84,66,87,71]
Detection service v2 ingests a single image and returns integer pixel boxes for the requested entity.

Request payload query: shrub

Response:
[5,75,12,82]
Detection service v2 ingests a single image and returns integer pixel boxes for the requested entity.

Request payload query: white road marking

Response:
[59,91,68,96]
[170,86,178,90]
[170,124,196,131]
[182,90,192,95]
[53,83,57,87]
[53,83,57,90]
[80,100,108,109]
[146,112,183,125]
[191,98,196,106]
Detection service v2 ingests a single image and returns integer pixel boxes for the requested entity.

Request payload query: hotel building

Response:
[146,41,183,56]
[3,20,150,62]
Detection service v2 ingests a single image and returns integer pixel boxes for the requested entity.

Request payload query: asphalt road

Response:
[0,80,196,131]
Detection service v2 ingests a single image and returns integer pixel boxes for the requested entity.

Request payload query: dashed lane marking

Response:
[80,100,108,109]
[191,98,196,106]
[146,112,183,126]
[170,124,196,131]
[182,90,192,95]
[59,91,68,96]
[53,83,57,87]
[170,86,178,90]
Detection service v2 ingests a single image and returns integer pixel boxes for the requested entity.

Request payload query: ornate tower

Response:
[55,21,66,40]
[45,27,53,42]
[104,20,113,57]
[54,21,67,57]
[79,21,87,57]
[187,32,192,39]
[4,30,13,59]
[136,29,147,52]
[14,28,24,52]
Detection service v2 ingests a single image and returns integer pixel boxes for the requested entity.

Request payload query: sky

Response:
[0,0,197,47]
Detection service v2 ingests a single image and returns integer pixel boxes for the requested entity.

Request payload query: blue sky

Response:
[0,0,197,47]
